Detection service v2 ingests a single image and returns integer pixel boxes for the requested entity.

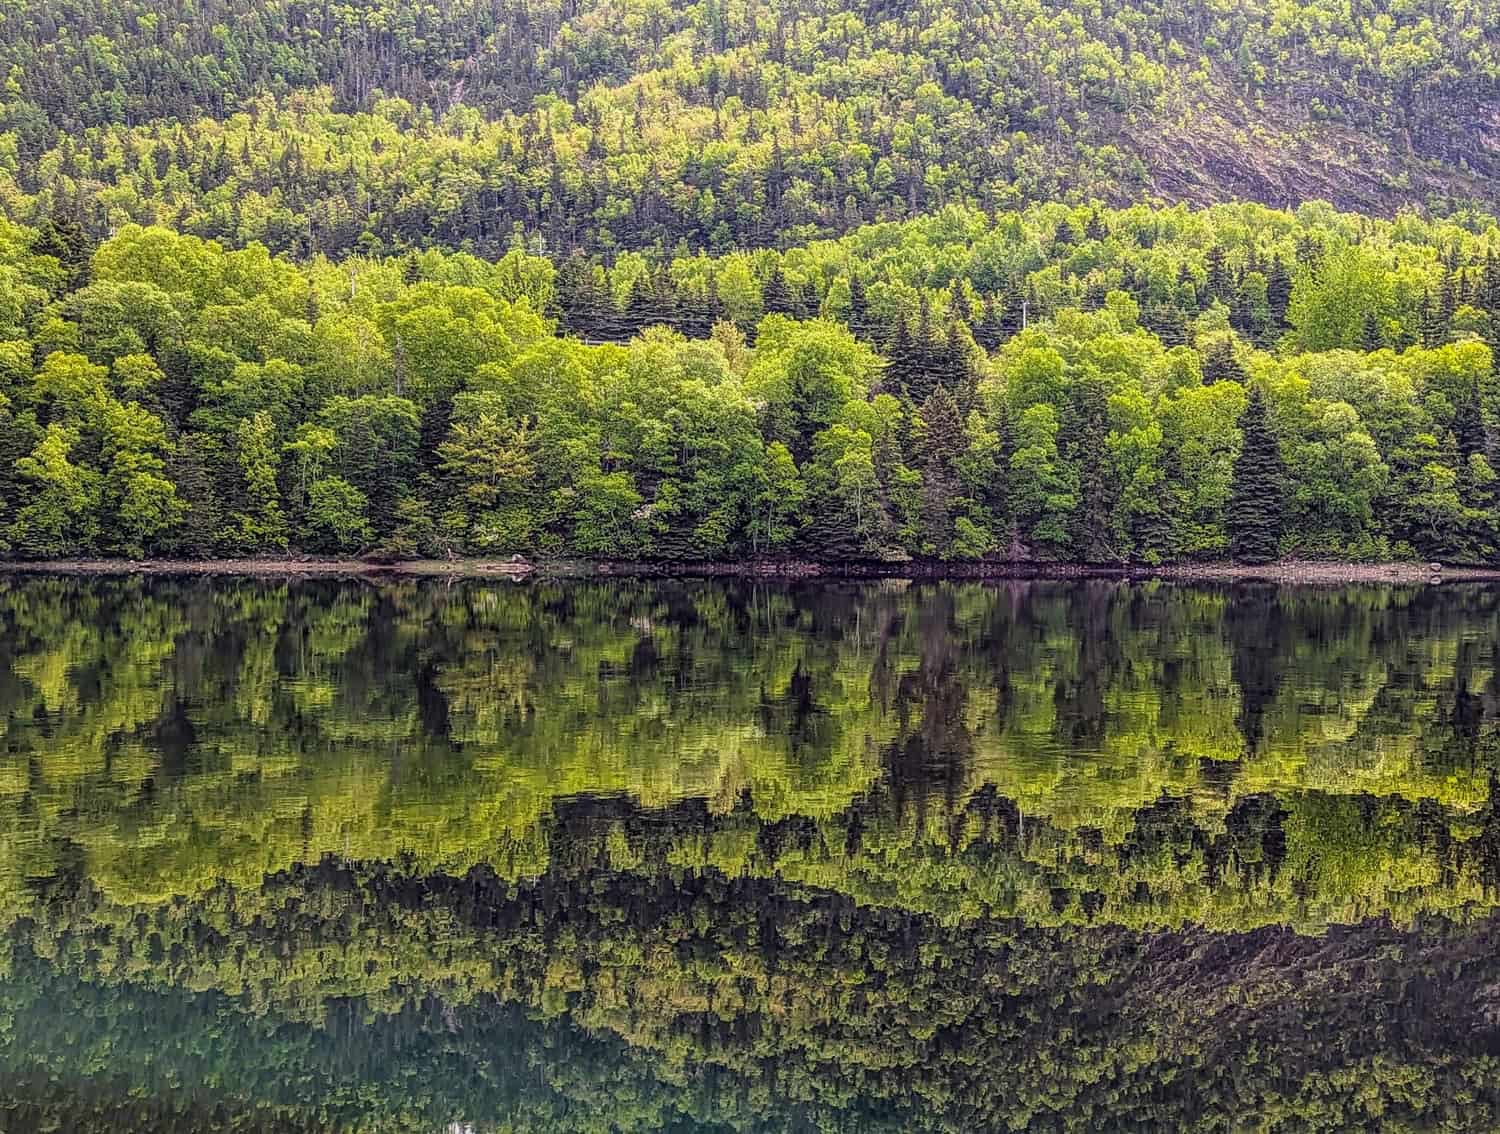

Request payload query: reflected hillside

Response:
[5,858,1500,1133]
[4,576,1500,1130]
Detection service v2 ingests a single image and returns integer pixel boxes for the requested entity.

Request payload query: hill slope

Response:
[1,0,1498,258]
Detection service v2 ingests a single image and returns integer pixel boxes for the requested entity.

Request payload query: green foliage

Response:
[1228,386,1288,563]
[3,1,1500,261]
[0,202,1494,562]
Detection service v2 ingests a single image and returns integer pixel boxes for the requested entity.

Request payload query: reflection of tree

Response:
[0,576,1497,919]
[1227,582,1288,756]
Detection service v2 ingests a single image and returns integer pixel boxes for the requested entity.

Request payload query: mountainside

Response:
[1,1,1499,566]
[1,0,1499,259]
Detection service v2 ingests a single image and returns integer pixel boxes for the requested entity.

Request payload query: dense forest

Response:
[1,0,1499,564]
[7,1,1500,1125]
[0,203,1498,563]
[2,0,1499,259]
[2,577,1497,928]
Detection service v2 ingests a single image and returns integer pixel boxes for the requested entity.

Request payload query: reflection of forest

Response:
[6,857,1500,1132]
[1,576,1499,1130]
[1,576,1497,923]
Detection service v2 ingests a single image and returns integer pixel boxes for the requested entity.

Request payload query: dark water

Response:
[2,575,1499,1131]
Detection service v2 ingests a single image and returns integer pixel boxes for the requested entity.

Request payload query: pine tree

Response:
[918,386,965,553]
[1361,310,1383,352]
[1145,303,1188,348]
[1439,270,1459,331]
[1227,386,1286,564]
[1205,245,1232,302]
[998,282,1026,339]
[1202,337,1246,384]
[1479,249,1500,316]
[762,267,794,315]
[1176,263,1199,313]
[846,273,869,336]
[1454,380,1489,462]
[1066,378,1115,561]
[1265,256,1293,329]
[1419,290,1445,348]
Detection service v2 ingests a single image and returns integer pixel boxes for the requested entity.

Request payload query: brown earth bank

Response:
[5,557,1500,585]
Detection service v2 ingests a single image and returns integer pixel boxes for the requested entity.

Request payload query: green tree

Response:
[1227,386,1287,563]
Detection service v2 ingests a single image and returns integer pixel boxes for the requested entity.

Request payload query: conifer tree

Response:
[1066,378,1116,561]
[762,267,795,316]
[1265,256,1293,329]
[1227,386,1286,564]
[1202,337,1247,384]
[1419,291,1445,348]
[1454,380,1489,462]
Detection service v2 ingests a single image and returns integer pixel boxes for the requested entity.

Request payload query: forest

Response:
[2,0,1498,258]
[1,202,1499,564]
[0,0,1499,564]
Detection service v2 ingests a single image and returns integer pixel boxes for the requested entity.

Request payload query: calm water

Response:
[1,575,1499,1131]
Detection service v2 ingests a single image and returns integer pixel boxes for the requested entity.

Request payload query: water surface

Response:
[2,576,1498,1131]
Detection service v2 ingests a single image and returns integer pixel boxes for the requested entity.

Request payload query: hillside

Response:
[1,0,1498,259]
[0,2,1498,566]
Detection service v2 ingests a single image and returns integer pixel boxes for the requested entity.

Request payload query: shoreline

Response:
[1,557,1496,585]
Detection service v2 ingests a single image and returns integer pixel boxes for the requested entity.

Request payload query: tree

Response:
[306,476,372,552]
[11,425,99,556]
[223,411,287,551]
[1287,245,1391,352]
[1227,386,1286,563]
[751,442,805,554]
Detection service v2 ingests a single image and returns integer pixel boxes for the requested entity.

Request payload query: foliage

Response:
[0,203,1497,563]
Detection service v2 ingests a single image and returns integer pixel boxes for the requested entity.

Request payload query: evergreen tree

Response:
[762,267,795,315]
[1205,245,1232,302]
[1202,337,1247,384]
[846,274,870,336]
[1419,291,1445,348]
[1454,380,1489,462]
[917,386,965,554]
[1265,256,1293,329]
[1065,378,1116,561]
[1227,386,1287,564]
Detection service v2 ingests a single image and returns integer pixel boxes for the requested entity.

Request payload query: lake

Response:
[1,574,1498,1131]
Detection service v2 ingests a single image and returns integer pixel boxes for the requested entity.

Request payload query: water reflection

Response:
[1,576,1499,1130]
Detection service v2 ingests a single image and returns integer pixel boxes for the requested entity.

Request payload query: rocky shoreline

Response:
[4,557,1499,585]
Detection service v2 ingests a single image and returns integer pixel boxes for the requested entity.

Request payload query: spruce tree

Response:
[1227,386,1286,564]
[846,274,869,336]
[1066,378,1115,561]
[1265,256,1293,329]
[1454,380,1489,462]
[1479,249,1500,317]
[762,267,794,315]
[1205,245,1232,302]
[1419,291,1446,348]
[1202,337,1247,385]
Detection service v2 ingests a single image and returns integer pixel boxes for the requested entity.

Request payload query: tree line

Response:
[1,201,1499,564]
